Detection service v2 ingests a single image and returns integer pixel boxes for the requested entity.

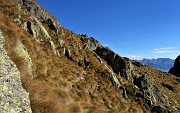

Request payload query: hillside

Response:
[0,0,180,113]
[139,58,174,72]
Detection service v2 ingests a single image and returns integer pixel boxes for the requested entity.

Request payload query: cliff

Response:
[0,0,179,113]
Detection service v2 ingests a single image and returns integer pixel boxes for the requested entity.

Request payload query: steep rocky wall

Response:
[0,30,32,112]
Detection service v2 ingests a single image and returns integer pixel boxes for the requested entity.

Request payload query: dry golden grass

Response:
[0,7,149,113]
[1,0,179,113]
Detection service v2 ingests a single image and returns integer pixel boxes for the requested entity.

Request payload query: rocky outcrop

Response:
[25,16,51,42]
[83,37,133,82]
[169,55,180,77]
[85,37,172,112]
[24,16,58,54]
[95,46,133,82]
[87,37,102,51]
[0,30,32,112]
[20,0,59,35]
[133,73,170,113]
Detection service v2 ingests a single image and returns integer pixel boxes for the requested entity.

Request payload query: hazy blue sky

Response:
[36,0,180,59]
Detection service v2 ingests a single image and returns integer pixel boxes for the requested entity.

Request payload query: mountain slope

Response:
[0,0,179,113]
[139,58,174,72]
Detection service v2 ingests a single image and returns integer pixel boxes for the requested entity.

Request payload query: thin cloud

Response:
[103,44,111,47]
[153,47,175,51]
[119,42,131,45]
[153,47,180,53]
[125,54,141,59]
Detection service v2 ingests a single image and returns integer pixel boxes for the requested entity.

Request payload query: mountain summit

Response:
[0,0,180,113]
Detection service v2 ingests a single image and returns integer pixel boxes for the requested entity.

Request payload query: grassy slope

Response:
[0,0,179,113]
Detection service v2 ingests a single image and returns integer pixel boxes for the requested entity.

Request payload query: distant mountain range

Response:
[138,58,174,72]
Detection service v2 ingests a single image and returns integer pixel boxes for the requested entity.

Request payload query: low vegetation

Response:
[0,0,179,113]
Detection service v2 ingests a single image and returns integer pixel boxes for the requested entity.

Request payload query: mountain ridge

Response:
[138,58,174,72]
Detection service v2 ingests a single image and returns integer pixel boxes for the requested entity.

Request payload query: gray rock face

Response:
[86,37,133,81]
[169,55,180,77]
[95,46,133,82]
[87,37,102,51]
[20,0,58,35]
[26,17,52,42]
[134,73,170,113]
[0,30,32,113]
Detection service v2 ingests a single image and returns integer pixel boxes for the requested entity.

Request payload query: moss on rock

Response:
[16,40,33,75]
[32,16,51,42]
